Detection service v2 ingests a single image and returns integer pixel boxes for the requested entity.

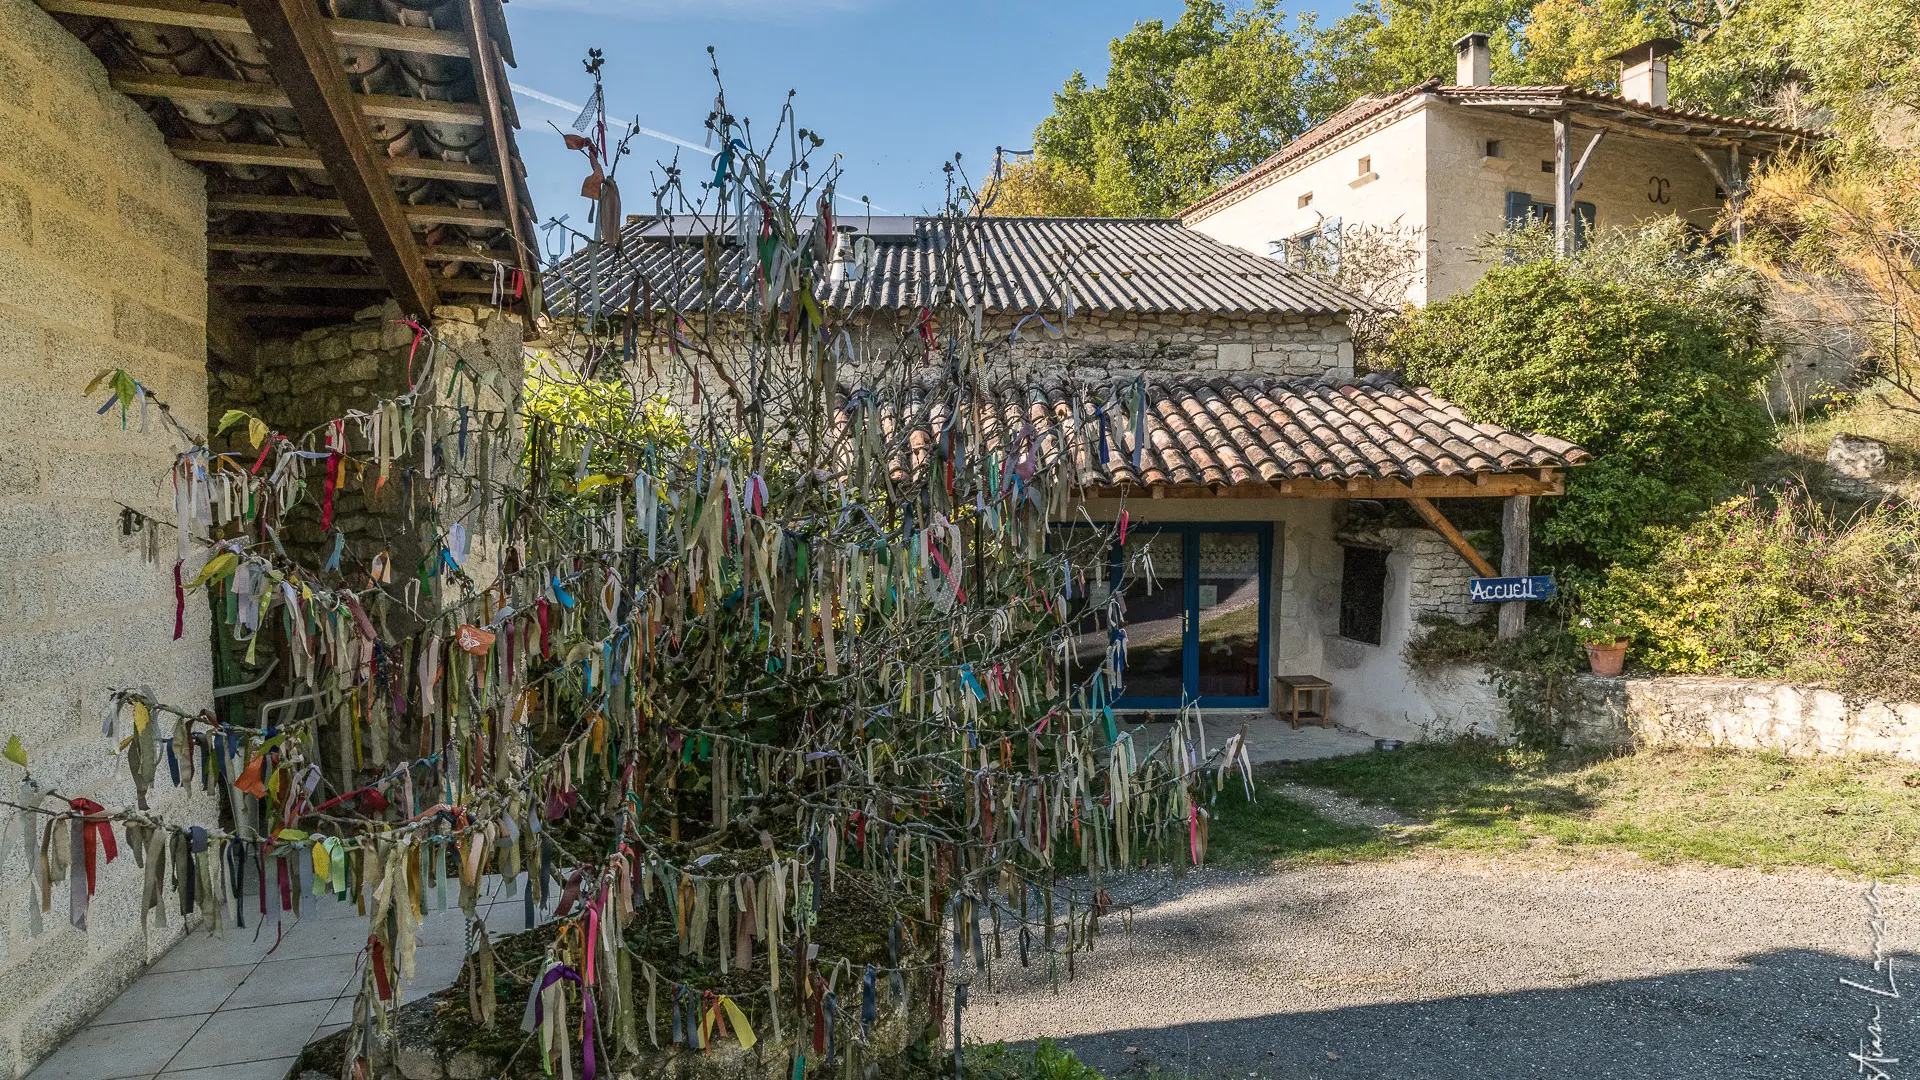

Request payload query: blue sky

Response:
[499,0,1328,233]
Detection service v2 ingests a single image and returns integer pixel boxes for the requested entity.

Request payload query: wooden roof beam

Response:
[169,139,495,184]
[235,0,437,316]
[211,235,513,263]
[461,0,531,281]
[112,71,487,126]
[37,0,471,56]
[208,194,509,229]
[214,271,505,295]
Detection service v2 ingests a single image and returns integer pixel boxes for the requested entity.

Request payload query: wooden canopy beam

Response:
[169,139,495,184]
[112,72,487,126]
[37,0,471,56]
[461,0,531,283]
[1082,472,1564,501]
[214,270,503,294]
[1406,497,1498,578]
[207,194,508,229]
[210,235,510,263]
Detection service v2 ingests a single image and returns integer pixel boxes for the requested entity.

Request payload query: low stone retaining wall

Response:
[1562,674,1920,760]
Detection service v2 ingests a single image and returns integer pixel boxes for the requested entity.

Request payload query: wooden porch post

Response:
[1498,495,1530,639]
[1553,112,1574,257]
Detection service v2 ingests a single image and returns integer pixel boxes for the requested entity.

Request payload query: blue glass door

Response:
[1114,523,1271,710]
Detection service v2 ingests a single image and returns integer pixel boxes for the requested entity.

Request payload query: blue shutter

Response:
[1505,191,1533,227]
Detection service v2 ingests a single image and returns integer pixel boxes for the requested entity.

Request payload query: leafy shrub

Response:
[1384,222,1777,574]
[1588,492,1920,699]
[964,1040,1107,1080]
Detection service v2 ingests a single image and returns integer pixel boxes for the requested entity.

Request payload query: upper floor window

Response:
[1272,216,1344,272]
[1485,139,1503,158]
[1297,191,1314,208]
[1357,155,1371,175]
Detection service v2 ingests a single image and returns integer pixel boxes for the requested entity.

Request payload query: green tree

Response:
[976,156,1104,216]
[1384,222,1776,572]
[1033,0,1313,216]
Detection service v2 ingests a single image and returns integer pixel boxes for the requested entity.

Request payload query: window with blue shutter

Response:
[1503,192,1596,246]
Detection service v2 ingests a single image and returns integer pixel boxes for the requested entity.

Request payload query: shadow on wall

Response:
[998,948,1915,1080]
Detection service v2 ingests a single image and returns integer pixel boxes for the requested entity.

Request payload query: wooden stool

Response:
[1273,674,1332,729]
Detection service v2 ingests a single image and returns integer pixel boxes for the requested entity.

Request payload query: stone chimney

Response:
[1609,38,1681,107]
[1454,32,1490,86]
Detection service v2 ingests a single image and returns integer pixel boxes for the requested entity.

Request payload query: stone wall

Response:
[1563,675,1920,761]
[209,301,525,597]
[0,0,213,1073]
[990,311,1355,380]
[608,307,1357,408]
[1393,527,1480,627]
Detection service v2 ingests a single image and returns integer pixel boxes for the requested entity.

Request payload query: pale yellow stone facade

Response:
[1187,95,1724,304]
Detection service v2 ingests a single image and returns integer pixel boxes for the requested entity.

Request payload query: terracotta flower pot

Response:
[1585,640,1628,677]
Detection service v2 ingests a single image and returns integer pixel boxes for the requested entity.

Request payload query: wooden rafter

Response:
[112,72,486,126]
[214,271,502,294]
[168,139,495,184]
[234,0,437,316]
[461,0,530,277]
[211,235,511,263]
[207,194,508,229]
[36,0,470,55]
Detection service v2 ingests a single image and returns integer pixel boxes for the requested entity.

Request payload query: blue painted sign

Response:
[1469,575,1557,603]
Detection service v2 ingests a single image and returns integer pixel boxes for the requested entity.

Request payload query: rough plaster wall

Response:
[0,0,212,1073]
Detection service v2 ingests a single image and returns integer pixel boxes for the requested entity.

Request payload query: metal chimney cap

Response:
[1605,37,1683,65]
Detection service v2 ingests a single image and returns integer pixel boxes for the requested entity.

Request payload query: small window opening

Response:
[1484,139,1502,158]
[1540,159,1554,173]
[1357,155,1371,175]
[1297,191,1313,208]
[1338,546,1389,646]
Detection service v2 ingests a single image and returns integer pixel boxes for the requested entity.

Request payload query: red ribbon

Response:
[67,799,118,897]
[321,451,340,530]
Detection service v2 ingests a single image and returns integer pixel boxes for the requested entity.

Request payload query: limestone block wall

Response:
[209,301,526,586]
[992,311,1355,380]
[1392,527,1481,628]
[1563,675,1920,760]
[0,0,213,1073]
[1423,103,1723,301]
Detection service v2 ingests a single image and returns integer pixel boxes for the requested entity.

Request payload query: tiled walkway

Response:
[27,880,541,1080]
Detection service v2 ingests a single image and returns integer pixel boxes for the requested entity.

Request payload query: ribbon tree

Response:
[4,60,1252,1080]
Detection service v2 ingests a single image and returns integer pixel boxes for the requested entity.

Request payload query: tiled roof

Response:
[1181,82,1821,223]
[545,216,1369,318]
[857,373,1588,490]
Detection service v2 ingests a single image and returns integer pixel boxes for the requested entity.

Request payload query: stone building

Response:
[0,0,535,1070]
[1182,36,1820,303]
[550,214,1586,739]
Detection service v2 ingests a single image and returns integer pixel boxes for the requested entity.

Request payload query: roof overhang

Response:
[39,0,540,343]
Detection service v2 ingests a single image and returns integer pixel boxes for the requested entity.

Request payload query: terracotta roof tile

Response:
[852,374,1588,490]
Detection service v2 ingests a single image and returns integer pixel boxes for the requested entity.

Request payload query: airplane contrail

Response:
[508,82,900,215]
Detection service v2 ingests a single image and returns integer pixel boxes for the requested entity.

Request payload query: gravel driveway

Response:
[965,855,1917,1080]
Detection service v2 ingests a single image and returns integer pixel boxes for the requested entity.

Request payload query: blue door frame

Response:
[1112,522,1272,711]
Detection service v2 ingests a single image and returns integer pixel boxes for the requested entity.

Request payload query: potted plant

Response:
[1574,617,1632,676]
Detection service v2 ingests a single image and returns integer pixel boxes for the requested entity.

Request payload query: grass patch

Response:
[1201,789,1395,869]
[1206,739,1920,879]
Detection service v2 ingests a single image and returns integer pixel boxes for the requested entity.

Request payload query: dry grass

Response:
[1207,740,1920,879]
